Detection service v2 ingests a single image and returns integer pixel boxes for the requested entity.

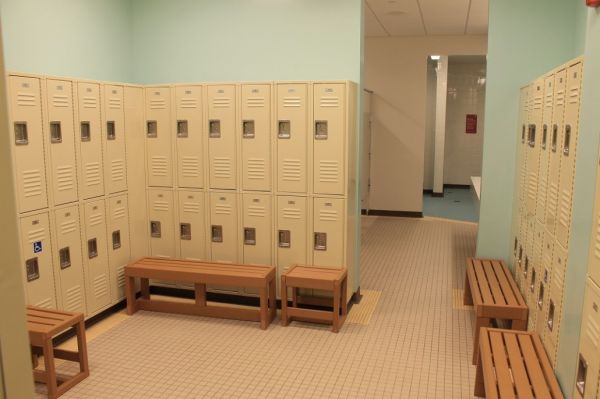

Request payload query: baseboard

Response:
[363,209,423,218]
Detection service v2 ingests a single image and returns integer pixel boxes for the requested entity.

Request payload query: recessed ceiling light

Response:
[430,55,441,60]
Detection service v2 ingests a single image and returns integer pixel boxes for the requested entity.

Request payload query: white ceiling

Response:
[365,0,488,37]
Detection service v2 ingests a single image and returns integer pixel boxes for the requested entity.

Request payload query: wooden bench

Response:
[125,257,277,329]
[475,327,563,398]
[281,265,348,333]
[27,306,89,399]
[464,258,528,364]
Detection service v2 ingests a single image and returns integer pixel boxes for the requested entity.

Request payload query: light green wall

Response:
[0,0,132,82]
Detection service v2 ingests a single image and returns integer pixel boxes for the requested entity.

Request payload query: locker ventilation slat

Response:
[182,156,201,178]
[52,94,69,108]
[558,190,571,231]
[180,98,198,109]
[212,97,231,108]
[93,274,108,299]
[85,162,102,186]
[319,209,339,221]
[111,159,126,182]
[594,215,600,259]
[320,97,340,108]
[83,96,98,108]
[27,228,46,242]
[60,220,77,234]
[247,158,266,180]
[215,204,232,215]
[587,315,600,347]
[282,208,301,219]
[89,213,104,226]
[246,97,265,107]
[17,92,37,107]
[117,265,126,288]
[65,285,83,312]
[283,97,301,107]
[248,205,265,217]
[153,200,170,212]
[569,87,580,104]
[108,97,122,109]
[35,298,54,309]
[113,206,126,219]
[151,156,169,177]
[56,165,75,191]
[556,90,565,106]
[319,160,340,183]
[22,170,44,197]
[213,157,232,178]
[282,159,301,181]
[183,202,201,213]
[150,99,166,110]
[553,265,566,293]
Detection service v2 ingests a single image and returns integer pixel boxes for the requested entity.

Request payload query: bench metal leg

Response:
[472,317,490,365]
[259,285,269,330]
[511,318,527,331]
[281,276,289,326]
[341,276,348,316]
[125,276,138,315]
[195,283,207,307]
[76,320,89,375]
[42,338,58,399]
[268,278,276,322]
[332,281,341,333]
[140,278,150,300]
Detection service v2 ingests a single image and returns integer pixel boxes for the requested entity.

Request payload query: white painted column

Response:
[433,56,448,195]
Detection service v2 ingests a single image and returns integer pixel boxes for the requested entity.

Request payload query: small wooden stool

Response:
[27,306,89,399]
[280,265,348,333]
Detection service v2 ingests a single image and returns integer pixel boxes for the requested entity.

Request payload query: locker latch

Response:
[80,122,91,142]
[576,354,587,396]
[314,232,327,251]
[547,300,555,331]
[563,125,571,156]
[315,121,328,140]
[107,121,116,140]
[541,125,547,150]
[147,121,158,138]
[513,237,517,256]
[244,227,256,245]
[523,256,529,278]
[180,223,191,240]
[88,238,98,259]
[521,125,525,144]
[527,124,536,148]
[112,230,121,250]
[150,221,162,238]
[529,268,536,293]
[50,121,62,143]
[278,230,291,248]
[243,120,255,139]
[177,120,188,138]
[14,122,28,145]
[537,283,544,309]
[26,257,40,282]
[278,121,291,139]
[59,247,71,269]
[209,120,221,138]
[551,125,558,153]
[543,268,549,284]
[211,225,223,242]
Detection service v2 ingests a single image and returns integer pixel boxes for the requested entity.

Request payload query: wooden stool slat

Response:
[482,260,507,306]
[504,334,534,398]
[473,260,495,304]
[491,260,519,306]
[489,331,517,399]
[518,334,553,398]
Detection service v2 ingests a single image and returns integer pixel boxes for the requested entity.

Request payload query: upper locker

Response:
[207,85,237,190]
[525,79,544,217]
[556,61,584,249]
[175,86,204,189]
[545,68,567,235]
[82,200,111,314]
[146,86,173,187]
[276,84,308,193]
[46,79,79,205]
[517,86,529,210]
[103,85,128,194]
[242,193,272,266]
[77,82,105,199]
[535,74,554,223]
[177,190,206,260]
[107,195,131,302]
[241,84,271,192]
[9,76,49,213]
[313,197,345,268]
[313,83,346,195]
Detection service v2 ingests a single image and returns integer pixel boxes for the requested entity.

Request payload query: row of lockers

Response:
[144,82,356,196]
[8,74,129,214]
[20,194,131,318]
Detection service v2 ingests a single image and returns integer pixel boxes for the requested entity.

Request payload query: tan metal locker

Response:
[107,195,131,302]
[207,85,237,190]
[241,84,271,191]
[312,197,345,268]
[277,196,307,275]
[573,279,600,399]
[535,75,554,223]
[556,62,583,248]
[276,84,308,193]
[147,189,176,258]
[177,190,206,260]
[19,212,56,308]
[551,240,568,301]
[46,79,79,205]
[588,145,600,286]
[545,69,567,235]
[145,86,172,187]
[53,206,86,314]
[82,200,111,314]
[517,86,529,207]
[525,80,544,216]
[77,82,105,199]
[542,240,568,365]
[103,85,127,193]
[242,193,272,266]
[8,76,49,212]
[313,83,346,195]
[209,191,238,263]
[175,86,204,189]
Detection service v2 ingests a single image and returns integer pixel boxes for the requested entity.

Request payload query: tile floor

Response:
[423,188,479,223]
[36,216,478,398]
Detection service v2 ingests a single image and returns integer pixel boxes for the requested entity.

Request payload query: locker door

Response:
[312,197,345,268]
[207,85,236,190]
[83,200,111,314]
[573,279,600,399]
[8,76,48,212]
[242,193,272,265]
[107,195,131,302]
[551,241,568,302]
[175,86,203,189]
[77,82,104,199]
[145,87,172,187]
[178,190,206,260]
[276,84,307,193]
[535,75,554,223]
[209,192,238,262]
[46,79,78,205]
[543,239,568,365]
[588,146,600,286]
[241,84,271,191]
[313,83,346,195]
[53,206,86,314]
[103,85,127,193]
[19,213,56,308]
[148,189,176,257]
[525,80,543,216]
[545,69,567,234]
[556,62,583,248]
[277,196,307,275]
[517,86,529,207]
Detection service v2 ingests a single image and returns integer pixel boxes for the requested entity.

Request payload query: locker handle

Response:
[537,283,544,309]
[209,120,221,138]
[278,230,291,248]
[211,225,223,243]
[576,354,588,396]
[25,257,40,282]
[529,268,536,293]
[527,124,536,148]
[107,121,116,140]
[278,120,291,139]
[180,223,191,240]
[14,122,29,145]
[551,125,558,153]
[244,227,256,245]
[147,121,157,138]
[563,125,571,156]
[547,300,555,331]
[80,122,91,142]
[59,247,71,269]
[50,121,62,143]
[87,238,98,259]
[177,120,188,138]
[315,121,328,140]
[242,120,255,139]
[521,124,525,144]
[513,237,517,256]
[541,125,547,150]
[314,232,327,251]
[150,221,161,238]
[112,230,121,250]
[523,256,529,278]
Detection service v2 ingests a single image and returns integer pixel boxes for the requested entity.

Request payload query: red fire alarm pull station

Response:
[588,0,600,7]
[466,114,477,134]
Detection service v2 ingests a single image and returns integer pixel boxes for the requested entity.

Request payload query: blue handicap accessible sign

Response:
[33,241,43,253]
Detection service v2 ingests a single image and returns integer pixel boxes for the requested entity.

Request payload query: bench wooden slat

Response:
[531,334,564,398]
[504,334,534,399]
[131,260,273,277]
[473,260,495,305]
[491,260,519,307]
[482,259,507,306]
[480,328,499,399]
[490,330,516,399]
[467,263,484,306]
[518,334,553,399]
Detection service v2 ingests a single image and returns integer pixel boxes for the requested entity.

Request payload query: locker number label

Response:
[33,241,43,254]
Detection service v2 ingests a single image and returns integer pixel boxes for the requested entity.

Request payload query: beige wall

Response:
[364,35,487,212]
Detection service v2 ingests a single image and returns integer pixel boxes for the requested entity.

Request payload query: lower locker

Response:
[536,231,555,337]
[242,193,272,295]
[20,212,57,309]
[177,190,206,289]
[107,195,131,302]
[543,240,568,367]
[277,196,308,298]
[52,206,86,314]
[573,279,600,399]
[209,191,239,293]
[82,200,111,315]
[147,189,176,287]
